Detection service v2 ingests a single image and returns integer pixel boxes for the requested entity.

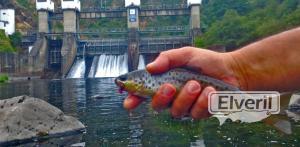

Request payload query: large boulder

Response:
[0,95,85,145]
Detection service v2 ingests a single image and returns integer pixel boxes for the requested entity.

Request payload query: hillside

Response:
[0,0,36,33]
[1,0,300,50]
[198,0,300,50]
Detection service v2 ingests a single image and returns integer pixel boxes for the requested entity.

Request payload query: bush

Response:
[0,30,15,53]
[9,31,22,49]
[0,75,9,83]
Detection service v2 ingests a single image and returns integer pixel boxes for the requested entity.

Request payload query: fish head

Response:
[115,74,131,93]
[115,71,155,98]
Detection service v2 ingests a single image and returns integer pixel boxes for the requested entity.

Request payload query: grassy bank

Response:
[0,75,9,83]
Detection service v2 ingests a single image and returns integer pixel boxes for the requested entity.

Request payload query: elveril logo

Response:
[208,91,280,115]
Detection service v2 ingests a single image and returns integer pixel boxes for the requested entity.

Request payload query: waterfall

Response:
[67,58,86,79]
[137,55,145,70]
[88,56,99,78]
[94,54,128,78]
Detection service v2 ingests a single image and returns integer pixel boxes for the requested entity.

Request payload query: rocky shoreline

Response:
[0,95,85,146]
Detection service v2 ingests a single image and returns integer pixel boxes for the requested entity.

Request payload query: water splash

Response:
[88,56,99,78]
[94,54,128,78]
[137,55,145,70]
[67,58,86,79]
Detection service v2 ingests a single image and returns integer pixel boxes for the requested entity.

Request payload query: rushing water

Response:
[69,55,128,79]
[1,79,300,146]
[138,55,146,70]
[67,58,86,79]
[69,54,145,79]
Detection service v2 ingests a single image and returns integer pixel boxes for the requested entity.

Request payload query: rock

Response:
[0,95,85,145]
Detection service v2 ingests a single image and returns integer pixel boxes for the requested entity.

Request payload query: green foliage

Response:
[0,30,16,53]
[16,0,34,11]
[198,0,300,50]
[9,31,22,49]
[0,75,8,83]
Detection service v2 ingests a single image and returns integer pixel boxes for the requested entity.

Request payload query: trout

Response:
[115,68,295,134]
[115,68,240,98]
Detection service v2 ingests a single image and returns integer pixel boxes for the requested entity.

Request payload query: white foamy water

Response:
[94,54,128,78]
[67,58,86,79]
[88,56,99,78]
[137,55,145,70]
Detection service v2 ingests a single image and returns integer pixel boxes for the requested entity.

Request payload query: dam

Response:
[27,0,202,78]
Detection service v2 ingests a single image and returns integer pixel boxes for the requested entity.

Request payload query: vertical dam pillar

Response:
[188,0,202,45]
[29,0,54,74]
[126,0,141,71]
[37,11,50,34]
[61,0,81,78]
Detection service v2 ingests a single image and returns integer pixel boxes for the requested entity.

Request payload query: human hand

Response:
[123,47,241,119]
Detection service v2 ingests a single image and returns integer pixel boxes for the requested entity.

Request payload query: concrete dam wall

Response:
[29,35,48,74]
[61,34,78,78]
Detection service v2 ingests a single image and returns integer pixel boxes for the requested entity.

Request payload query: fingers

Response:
[123,83,216,120]
[146,47,193,74]
[190,87,215,119]
[171,80,201,118]
[152,83,177,111]
[123,94,144,110]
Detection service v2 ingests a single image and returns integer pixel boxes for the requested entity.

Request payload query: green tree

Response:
[9,31,22,49]
[201,10,252,49]
[0,30,15,53]
[199,0,300,50]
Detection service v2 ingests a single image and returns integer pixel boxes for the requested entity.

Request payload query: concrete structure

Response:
[36,0,54,33]
[62,0,80,33]
[62,0,81,11]
[61,0,81,77]
[126,0,140,29]
[125,0,140,7]
[61,34,77,77]
[63,10,78,33]
[188,0,201,44]
[187,0,202,6]
[36,0,54,11]
[126,0,140,71]
[29,0,55,75]
[127,7,139,29]
[29,36,49,73]
[37,11,50,33]
[0,9,15,35]
[29,0,202,76]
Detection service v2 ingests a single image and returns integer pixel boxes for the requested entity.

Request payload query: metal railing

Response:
[139,36,191,53]
[141,4,188,10]
[49,50,62,64]
[78,39,128,55]
[139,26,189,33]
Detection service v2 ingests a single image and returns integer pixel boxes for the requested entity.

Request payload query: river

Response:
[0,78,300,146]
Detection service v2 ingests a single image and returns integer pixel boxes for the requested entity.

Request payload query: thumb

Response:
[146,47,192,74]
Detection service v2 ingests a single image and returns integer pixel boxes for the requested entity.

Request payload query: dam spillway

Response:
[67,54,147,79]
[93,54,128,78]
[67,58,86,79]
[67,54,128,78]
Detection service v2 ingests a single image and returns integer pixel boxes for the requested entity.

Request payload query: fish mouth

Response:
[115,78,125,92]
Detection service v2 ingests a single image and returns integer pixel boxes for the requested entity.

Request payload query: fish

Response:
[115,68,297,134]
[115,68,240,99]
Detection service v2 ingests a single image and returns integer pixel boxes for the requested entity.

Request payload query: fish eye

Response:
[118,75,127,81]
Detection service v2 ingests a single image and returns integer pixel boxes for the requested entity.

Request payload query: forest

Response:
[198,0,300,50]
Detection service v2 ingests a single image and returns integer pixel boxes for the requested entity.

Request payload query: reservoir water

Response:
[1,78,300,146]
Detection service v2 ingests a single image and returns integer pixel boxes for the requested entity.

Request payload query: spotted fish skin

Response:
[116,68,240,99]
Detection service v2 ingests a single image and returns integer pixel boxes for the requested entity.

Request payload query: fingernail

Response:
[161,85,175,97]
[147,62,156,68]
[204,87,213,97]
[187,81,200,94]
